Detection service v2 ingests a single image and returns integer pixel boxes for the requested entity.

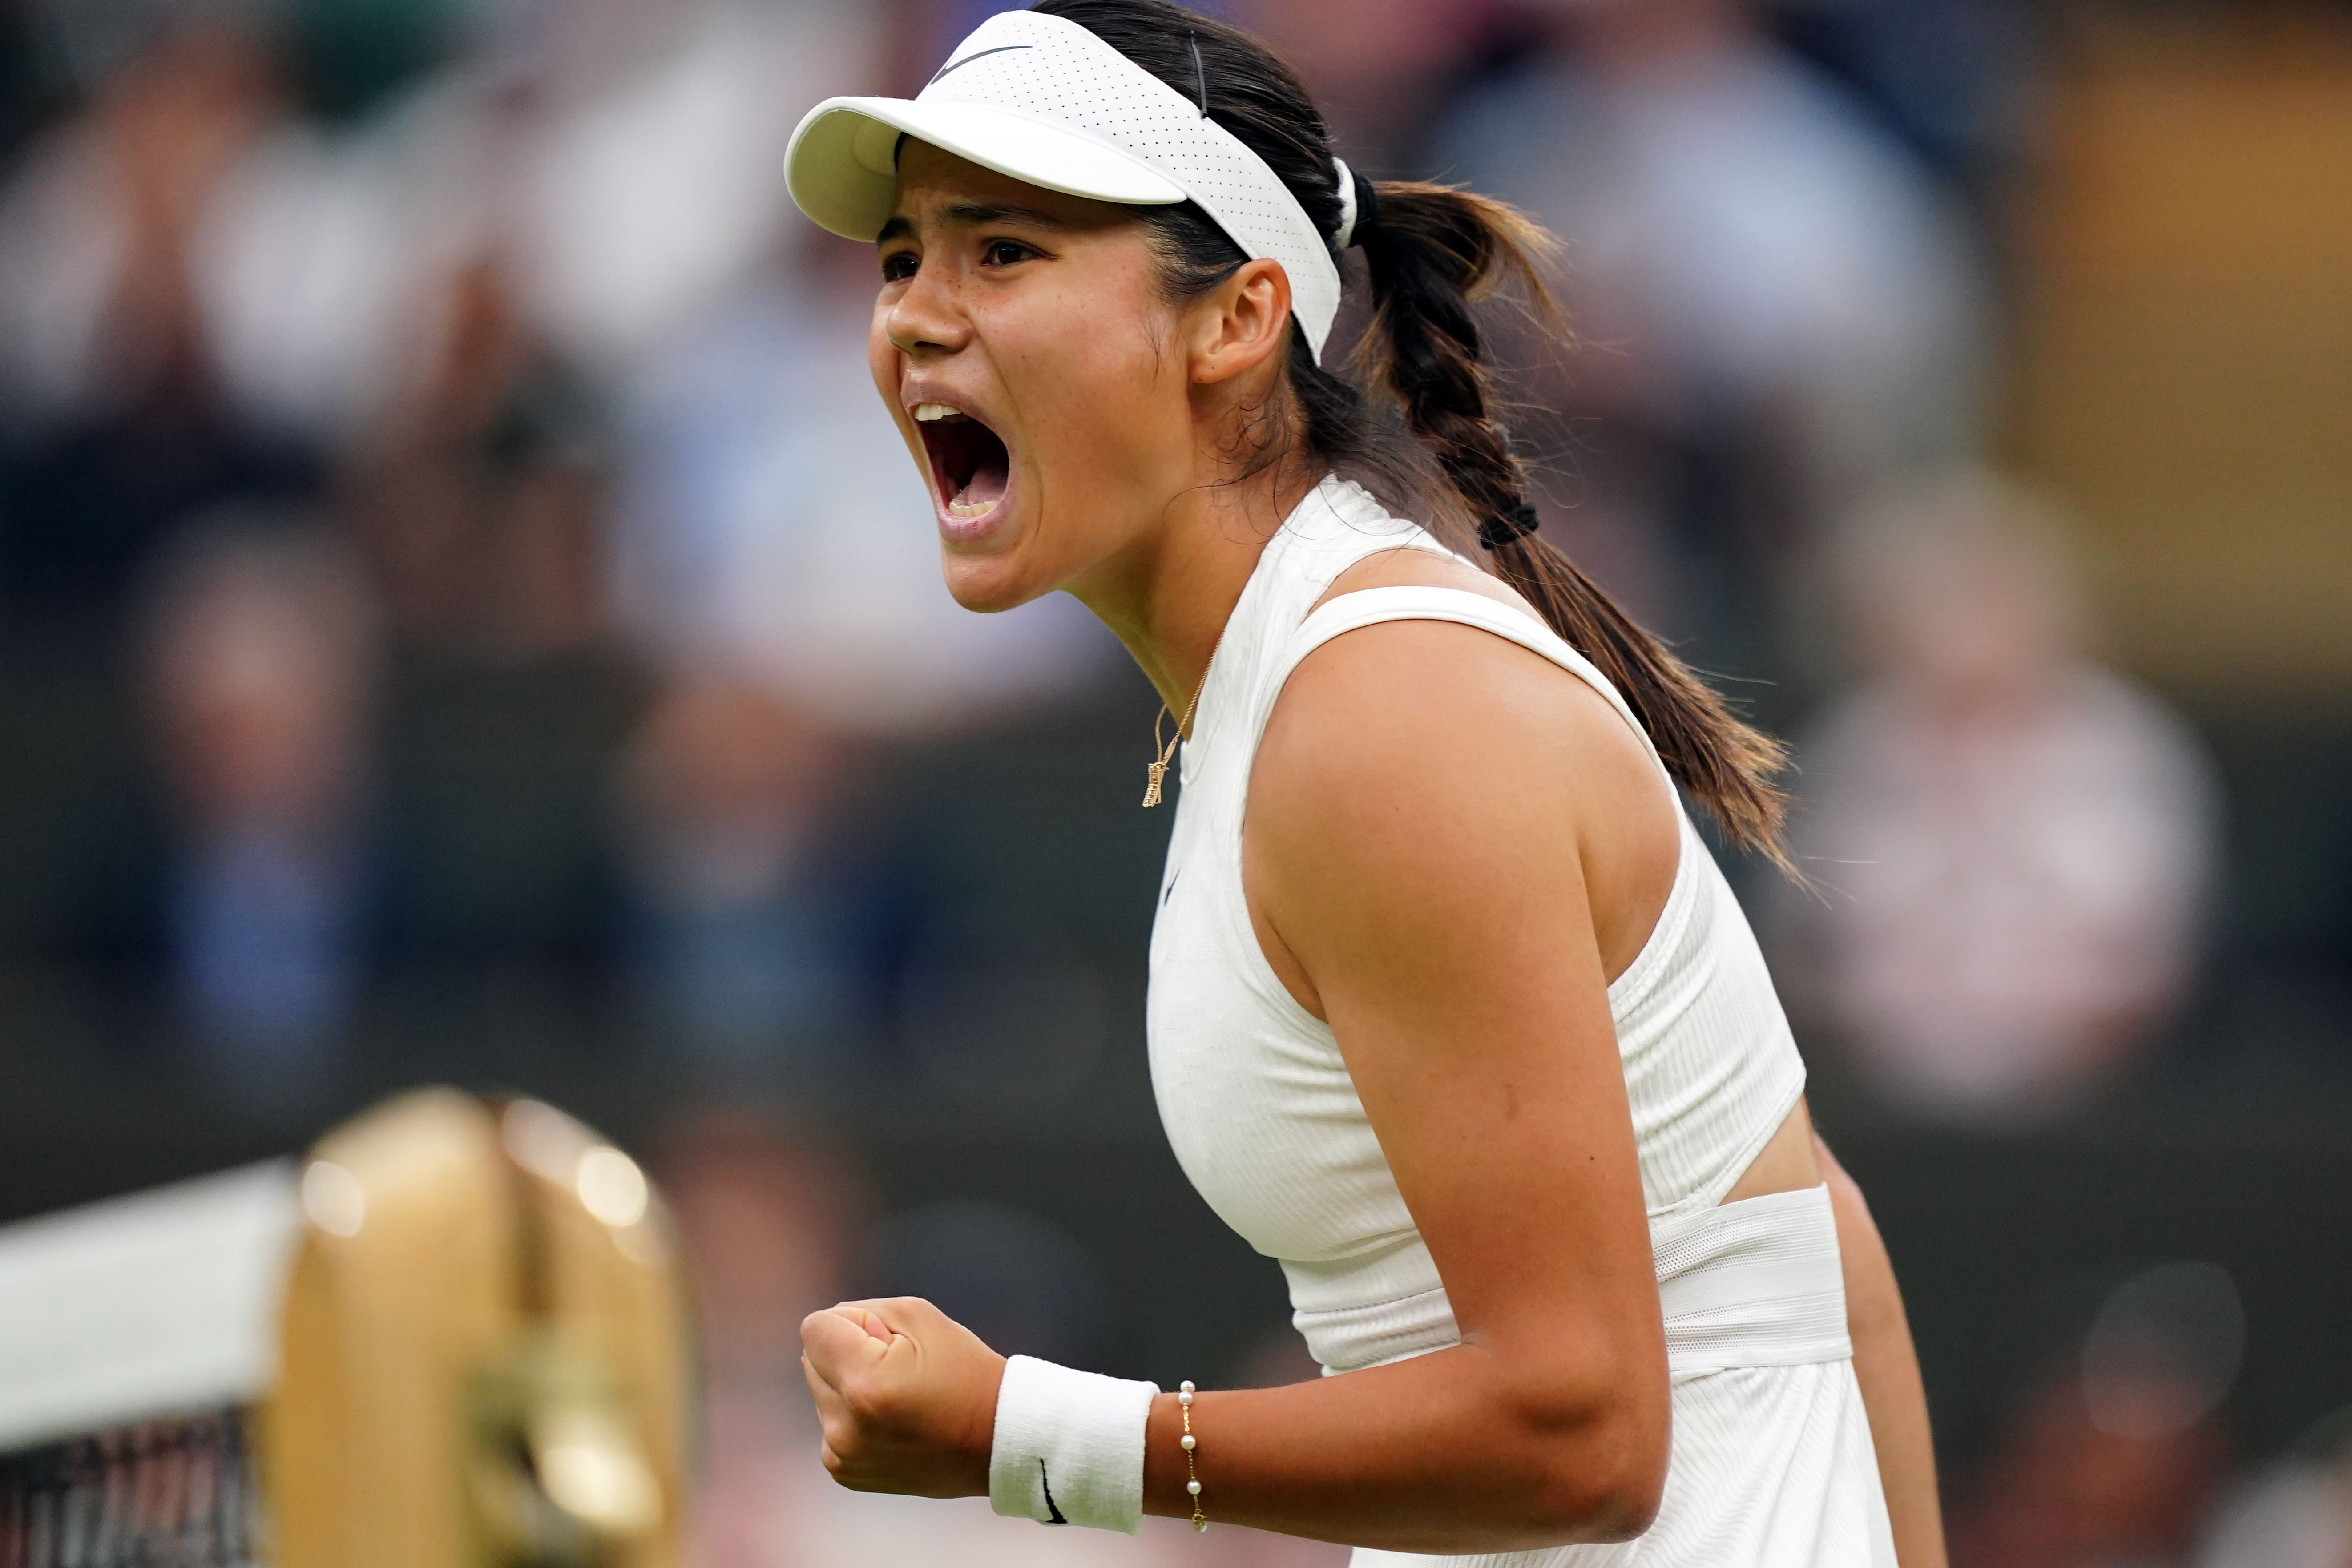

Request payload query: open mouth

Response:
[912,403,1010,525]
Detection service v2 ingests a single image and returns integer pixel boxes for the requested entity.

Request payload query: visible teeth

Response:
[912,403,968,423]
[948,490,992,519]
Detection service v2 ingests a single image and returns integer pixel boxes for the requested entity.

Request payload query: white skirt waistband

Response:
[1297,1185,1850,1378]
[1653,1183,1850,1379]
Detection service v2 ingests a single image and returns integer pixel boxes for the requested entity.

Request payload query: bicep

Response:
[1245,621,1663,1365]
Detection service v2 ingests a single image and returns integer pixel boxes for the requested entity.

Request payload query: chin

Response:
[938,550,1047,615]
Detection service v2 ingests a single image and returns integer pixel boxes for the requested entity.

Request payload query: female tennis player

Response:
[785,3,1943,1563]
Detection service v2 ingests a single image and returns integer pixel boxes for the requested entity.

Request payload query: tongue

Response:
[954,455,1008,511]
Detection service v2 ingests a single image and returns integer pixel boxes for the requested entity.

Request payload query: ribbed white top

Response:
[1147,476,1809,1375]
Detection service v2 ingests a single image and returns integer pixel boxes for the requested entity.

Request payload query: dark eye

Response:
[879,250,918,283]
[984,240,1036,267]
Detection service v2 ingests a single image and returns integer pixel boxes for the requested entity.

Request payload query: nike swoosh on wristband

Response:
[1038,1459,1069,1524]
[929,44,1033,84]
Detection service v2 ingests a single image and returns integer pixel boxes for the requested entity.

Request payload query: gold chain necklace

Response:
[1142,631,1223,808]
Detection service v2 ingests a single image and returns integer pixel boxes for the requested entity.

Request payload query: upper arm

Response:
[1242,614,1671,1406]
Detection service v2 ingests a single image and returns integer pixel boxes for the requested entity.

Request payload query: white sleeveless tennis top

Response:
[1147,477,1894,1566]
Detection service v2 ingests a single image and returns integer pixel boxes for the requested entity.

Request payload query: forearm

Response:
[1132,1343,1663,1553]
[1817,1138,1948,1568]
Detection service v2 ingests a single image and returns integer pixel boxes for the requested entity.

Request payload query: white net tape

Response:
[0,1165,297,1568]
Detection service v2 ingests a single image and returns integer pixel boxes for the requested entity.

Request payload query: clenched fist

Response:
[800,1297,1008,1497]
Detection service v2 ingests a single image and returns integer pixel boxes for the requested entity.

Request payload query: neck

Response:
[1069,452,1325,725]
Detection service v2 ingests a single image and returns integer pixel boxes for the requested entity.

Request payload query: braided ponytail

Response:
[1353,181,1792,870]
[1037,0,1792,870]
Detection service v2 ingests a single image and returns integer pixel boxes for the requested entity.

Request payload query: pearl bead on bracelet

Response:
[1178,1381,1206,1530]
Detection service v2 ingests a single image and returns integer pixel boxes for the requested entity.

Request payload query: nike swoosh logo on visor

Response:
[929,44,1033,84]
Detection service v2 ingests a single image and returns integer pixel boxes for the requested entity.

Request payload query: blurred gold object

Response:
[266,1088,692,1568]
[471,1334,665,1564]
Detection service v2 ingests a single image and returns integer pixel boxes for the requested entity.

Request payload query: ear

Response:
[1187,257,1295,386]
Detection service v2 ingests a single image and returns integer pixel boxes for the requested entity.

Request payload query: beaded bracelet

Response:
[1178,1380,1206,1531]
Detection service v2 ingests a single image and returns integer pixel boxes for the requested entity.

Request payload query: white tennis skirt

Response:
[1351,1187,1898,1568]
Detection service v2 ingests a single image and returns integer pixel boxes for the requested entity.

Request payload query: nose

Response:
[884,260,972,357]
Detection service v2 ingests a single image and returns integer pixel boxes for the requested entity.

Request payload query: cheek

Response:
[980,279,1181,466]
[868,310,926,467]
[867,306,898,409]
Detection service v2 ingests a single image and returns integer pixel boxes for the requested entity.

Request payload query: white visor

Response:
[785,9,1343,361]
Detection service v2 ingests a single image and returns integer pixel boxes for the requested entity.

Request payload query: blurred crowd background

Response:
[1,0,2348,1562]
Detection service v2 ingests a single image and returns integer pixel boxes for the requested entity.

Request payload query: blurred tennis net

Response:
[0,1090,692,1568]
[0,1406,260,1567]
[0,1160,296,1568]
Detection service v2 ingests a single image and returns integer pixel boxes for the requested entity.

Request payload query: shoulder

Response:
[1275,544,1654,803]
[1249,547,1669,896]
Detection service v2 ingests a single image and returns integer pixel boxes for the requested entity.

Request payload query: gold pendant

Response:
[1142,760,1168,808]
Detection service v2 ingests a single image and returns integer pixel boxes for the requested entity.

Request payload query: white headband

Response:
[786,10,1345,361]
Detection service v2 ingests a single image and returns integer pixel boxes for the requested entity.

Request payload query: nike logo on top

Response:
[929,44,1033,85]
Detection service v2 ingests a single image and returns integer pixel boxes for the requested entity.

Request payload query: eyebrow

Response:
[944,199,1071,229]
[875,200,1074,246]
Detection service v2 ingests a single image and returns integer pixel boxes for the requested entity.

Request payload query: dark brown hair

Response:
[1033,0,1791,868]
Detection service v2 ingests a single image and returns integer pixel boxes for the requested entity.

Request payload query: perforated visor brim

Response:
[787,97,1191,242]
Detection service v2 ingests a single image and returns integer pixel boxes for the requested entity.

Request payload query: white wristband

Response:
[987,1354,1160,1532]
